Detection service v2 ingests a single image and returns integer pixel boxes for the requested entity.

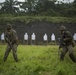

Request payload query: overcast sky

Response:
[0,0,74,3]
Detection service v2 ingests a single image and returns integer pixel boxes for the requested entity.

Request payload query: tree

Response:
[0,0,19,14]
[20,0,37,12]
[34,0,57,15]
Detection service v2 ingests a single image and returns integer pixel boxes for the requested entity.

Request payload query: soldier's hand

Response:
[63,38,68,41]
[10,42,12,44]
[9,42,12,45]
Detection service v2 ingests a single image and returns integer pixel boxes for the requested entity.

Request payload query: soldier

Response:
[3,23,18,62]
[59,25,76,63]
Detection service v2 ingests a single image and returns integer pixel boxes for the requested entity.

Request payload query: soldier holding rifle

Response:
[3,23,18,62]
[59,25,76,63]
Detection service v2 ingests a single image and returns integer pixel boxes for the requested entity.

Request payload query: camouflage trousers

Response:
[60,45,76,62]
[3,44,18,62]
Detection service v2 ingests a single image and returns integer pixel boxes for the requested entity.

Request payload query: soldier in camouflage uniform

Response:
[59,25,76,63]
[3,23,18,62]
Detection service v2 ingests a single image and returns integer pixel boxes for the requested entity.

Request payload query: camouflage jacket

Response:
[60,31,73,46]
[5,29,18,45]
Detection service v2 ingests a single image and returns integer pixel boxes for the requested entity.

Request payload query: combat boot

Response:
[14,57,18,62]
[3,59,7,62]
[15,59,18,62]
[60,54,65,61]
[69,53,76,63]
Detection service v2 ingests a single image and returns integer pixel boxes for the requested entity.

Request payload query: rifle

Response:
[58,38,66,56]
[5,37,13,48]
[9,42,13,49]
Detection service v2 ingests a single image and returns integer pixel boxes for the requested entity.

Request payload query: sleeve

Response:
[4,31,8,41]
[12,30,18,44]
[64,31,73,42]
[13,31,18,40]
[4,31,10,43]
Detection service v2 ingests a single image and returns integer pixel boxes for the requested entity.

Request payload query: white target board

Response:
[1,33,5,40]
[51,33,55,41]
[31,33,36,40]
[43,34,48,41]
[73,33,76,41]
[24,33,28,40]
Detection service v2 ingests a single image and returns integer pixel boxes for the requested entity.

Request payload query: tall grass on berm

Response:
[0,45,76,75]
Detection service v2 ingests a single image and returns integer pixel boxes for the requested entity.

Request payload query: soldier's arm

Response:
[64,31,73,41]
[12,30,18,44]
[4,32,10,43]
[59,38,65,48]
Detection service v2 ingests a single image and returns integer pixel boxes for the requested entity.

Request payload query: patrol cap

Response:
[60,25,66,31]
[7,23,12,29]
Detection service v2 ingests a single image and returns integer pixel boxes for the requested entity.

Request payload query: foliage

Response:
[0,0,76,17]
[0,45,76,75]
[0,16,76,24]
[0,0,19,14]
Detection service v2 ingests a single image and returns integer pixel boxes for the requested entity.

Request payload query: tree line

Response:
[0,0,76,17]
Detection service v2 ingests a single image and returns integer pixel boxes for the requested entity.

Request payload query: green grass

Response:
[0,45,76,75]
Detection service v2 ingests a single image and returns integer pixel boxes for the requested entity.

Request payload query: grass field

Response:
[0,45,76,75]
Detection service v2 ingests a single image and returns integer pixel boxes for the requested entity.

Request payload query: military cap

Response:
[7,23,12,29]
[60,25,66,31]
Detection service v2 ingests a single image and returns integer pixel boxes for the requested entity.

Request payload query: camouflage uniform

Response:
[3,23,18,62]
[59,26,76,63]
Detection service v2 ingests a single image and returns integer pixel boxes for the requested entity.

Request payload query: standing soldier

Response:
[59,25,76,63]
[3,23,18,62]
